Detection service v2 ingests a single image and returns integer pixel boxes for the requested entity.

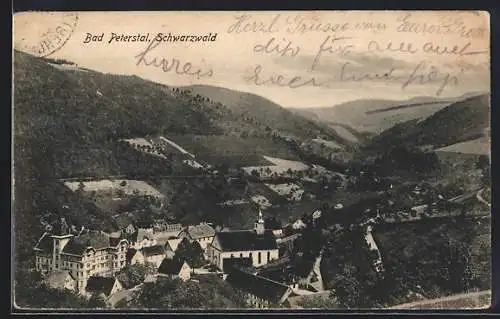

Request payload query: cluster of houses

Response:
[34,209,327,308]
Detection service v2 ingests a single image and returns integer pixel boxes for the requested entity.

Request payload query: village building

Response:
[84,276,124,301]
[178,223,216,251]
[157,258,192,281]
[129,245,166,268]
[206,210,279,271]
[153,219,183,233]
[34,223,129,293]
[113,214,136,235]
[43,270,78,292]
[133,228,156,250]
[225,266,294,308]
[164,237,183,259]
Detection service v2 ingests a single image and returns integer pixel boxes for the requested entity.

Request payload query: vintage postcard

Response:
[12,11,491,311]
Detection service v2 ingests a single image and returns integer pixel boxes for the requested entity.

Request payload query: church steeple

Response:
[255,208,265,235]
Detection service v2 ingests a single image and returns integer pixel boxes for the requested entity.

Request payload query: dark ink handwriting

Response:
[253,37,300,57]
[227,14,281,34]
[244,64,325,89]
[285,15,350,34]
[367,40,418,54]
[422,41,488,56]
[401,61,462,96]
[396,13,487,39]
[134,40,213,79]
[311,35,354,70]
[340,62,400,82]
[244,60,464,98]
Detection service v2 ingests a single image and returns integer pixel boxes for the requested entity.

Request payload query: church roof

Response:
[215,230,277,252]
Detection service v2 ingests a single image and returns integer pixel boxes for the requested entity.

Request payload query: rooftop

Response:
[215,230,277,252]
[226,267,291,303]
[158,258,188,275]
[85,276,118,296]
[60,231,124,256]
[141,245,165,257]
[186,223,215,239]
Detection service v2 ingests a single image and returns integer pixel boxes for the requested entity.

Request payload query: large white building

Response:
[206,210,279,271]
[34,222,129,293]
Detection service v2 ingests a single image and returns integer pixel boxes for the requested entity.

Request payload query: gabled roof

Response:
[166,237,182,251]
[136,228,154,242]
[85,276,119,296]
[185,223,215,239]
[141,245,165,257]
[215,230,277,251]
[34,232,54,252]
[226,267,291,303]
[158,258,189,275]
[153,230,184,246]
[126,248,137,263]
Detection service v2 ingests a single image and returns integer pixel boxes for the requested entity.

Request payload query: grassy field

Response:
[167,135,300,168]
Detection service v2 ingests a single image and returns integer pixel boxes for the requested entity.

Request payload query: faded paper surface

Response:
[13,11,491,311]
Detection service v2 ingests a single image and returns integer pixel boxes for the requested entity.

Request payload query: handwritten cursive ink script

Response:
[253,37,300,57]
[134,40,214,79]
[401,61,462,96]
[311,35,354,70]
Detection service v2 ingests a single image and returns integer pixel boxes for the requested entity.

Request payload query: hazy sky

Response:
[13,11,490,107]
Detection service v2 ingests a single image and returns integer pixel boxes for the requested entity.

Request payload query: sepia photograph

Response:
[12,11,491,311]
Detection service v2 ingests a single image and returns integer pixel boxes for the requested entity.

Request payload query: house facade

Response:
[206,211,279,271]
[129,245,166,268]
[84,276,124,300]
[133,228,156,250]
[164,237,182,259]
[158,259,192,281]
[225,266,294,308]
[178,223,216,251]
[34,229,129,293]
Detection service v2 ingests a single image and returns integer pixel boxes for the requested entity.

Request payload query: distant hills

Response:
[184,84,352,144]
[13,51,355,180]
[366,94,490,150]
[291,92,487,134]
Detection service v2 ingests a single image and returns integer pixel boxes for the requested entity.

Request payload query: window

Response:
[230,254,234,258]
[240,253,243,258]
[258,252,261,264]
[267,251,270,262]
[249,253,252,260]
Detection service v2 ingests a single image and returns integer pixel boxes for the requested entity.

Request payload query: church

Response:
[206,210,279,272]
